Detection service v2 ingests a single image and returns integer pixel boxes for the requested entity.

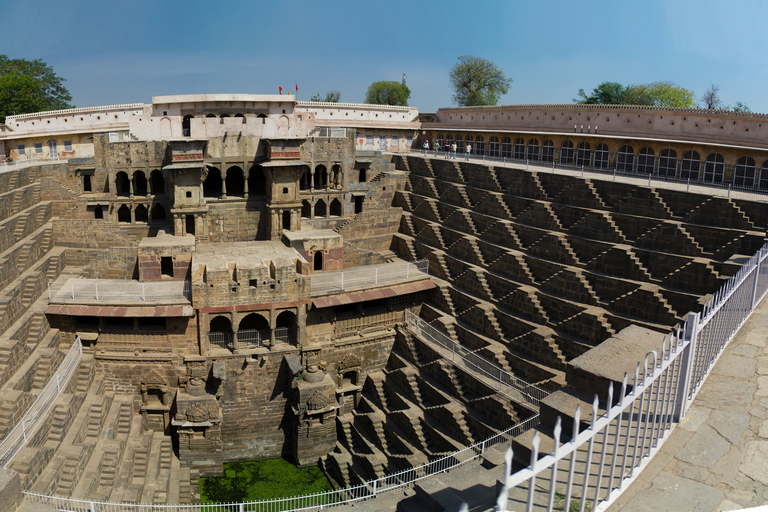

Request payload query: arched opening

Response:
[437,133,444,152]
[617,145,634,172]
[541,139,554,163]
[594,143,609,169]
[488,136,499,157]
[238,313,269,348]
[209,315,233,350]
[455,135,464,152]
[513,138,525,160]
[150,170,165,195]
[301,200,311,218]
[658,148,678,177]
[182,115,193,137]
[117,205,131,223]
[83,174,92,192]
[560,140,574,165]
[133,171,148,196]
[134,204,148,223]
[637,146,655,174]
[681,150,701,181]
[185,215,196,235]
[151,204,167,222]
[282,211,291,231]
[234,113,246,123]
[331,164,342,187]
[465,135,473,154]
[354,196,364,214]
[226,166,245,197]
[94,205,104,219]
[576,142,590,166]
[257,114,267,124]
[300,169,310,190]
[314,251,324,271]
[203,167,222,197]
[275,311,297,345]
[475,135,485,155]
[220,114,230,119]
[330,198,342,217]
[248,166,267,196]
[527,139,540,161]
[314,199,326,217]
[314,165,328,189]
[206,113,216,118]
[116,172,130,197]
[359,168,367,183]
[735,156,756,188]
[704,153,725,184]
[500,137,512,159]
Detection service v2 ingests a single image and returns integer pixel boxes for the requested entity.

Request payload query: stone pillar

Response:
[243,168,249,198]
[269,309,277,347]
[297,304,307,346]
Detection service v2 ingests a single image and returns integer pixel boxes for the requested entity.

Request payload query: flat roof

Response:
[193,241,306,271]
[152,94,294,104]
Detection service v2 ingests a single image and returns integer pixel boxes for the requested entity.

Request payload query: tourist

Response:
[423,140,429,155]
[451,142,457,159]
[465,144,472,161]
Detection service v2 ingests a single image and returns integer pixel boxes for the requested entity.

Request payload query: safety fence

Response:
[404,310,548,406]
[48,279,191,304]
[493,242,768,512]
[306,259,429,296]
[0,338,82,468]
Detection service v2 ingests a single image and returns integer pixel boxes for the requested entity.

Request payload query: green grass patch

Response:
[200,458,333,504]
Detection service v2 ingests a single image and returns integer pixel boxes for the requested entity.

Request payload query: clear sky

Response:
[2,0,767,113]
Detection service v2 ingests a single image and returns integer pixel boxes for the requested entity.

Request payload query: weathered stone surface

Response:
[675,425,731,469]
[739,441,768,486]
[620,471,723,512]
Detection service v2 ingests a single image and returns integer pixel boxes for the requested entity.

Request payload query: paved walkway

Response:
[608,294,768,512]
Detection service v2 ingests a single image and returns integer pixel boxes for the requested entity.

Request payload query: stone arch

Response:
[594,143,610,169]
[135,204,148,223]
[226,166,245,197]
[500,137,512,159]
[681,150,701,181]
[117,205,131,223]
[209,315,232,333]
[150,170,165,195]
[182,115,193,137]
[637,146,655,174]
[133,170,148,196]
[248,166,267,196]
[275,311,297,345]
[160,117,171,139]
[475,135,485,155]
[314,251,324,271]
[94,205,104,219]
[527,138,540,161]
[314,165,328,189]
[203,167,222,197]
[576,142,591,166]
[488,136,499,157]
[331,164,342,187]
[315,199,327,217]
[541,139,554,162]
[560,140,574,165]
[330,198,342,217]
[617,144,634,172]
[301,200,311,218]
[116,171,130,197]
[704,153,725,184]
[735,155,756,188]
[151,204,167,222]
[658,148,678,177]
[513,137,525,160]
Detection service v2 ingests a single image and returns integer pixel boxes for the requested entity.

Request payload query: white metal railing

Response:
[307,259,429,296]
[23,413,538,512]
[307,127,348,138]
[0,338,82,468]
[48,279,191,304]
[492,242,768,512]
[405,310,548,406]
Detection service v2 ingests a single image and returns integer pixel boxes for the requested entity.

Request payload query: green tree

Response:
[364,81,410,106]
[449,55,512,106]
[575,81,627,104]
[0,55,73,122]
[310,90,340,102]
[733,101,751,113]
[575,80,695,108]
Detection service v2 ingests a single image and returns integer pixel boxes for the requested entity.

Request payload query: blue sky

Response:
[3,0,767,113]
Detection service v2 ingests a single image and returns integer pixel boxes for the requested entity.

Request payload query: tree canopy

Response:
[700,84,723,110]
[449,56,512,106]
[0,55,73,122]
[364,81,410,106]
[575,80,695,108]
[310,90,340,103]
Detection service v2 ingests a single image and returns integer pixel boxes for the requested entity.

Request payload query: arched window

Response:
[234,113,245,123]
[681,151,701,181]
[331,164,342,187]
[151,204,166,222]
[94,205,104,219]
[134,204,148,223]
[658,148,677,177]
[513,138,525,160]
[205,113,216,118]
[314,165,328,189]
[465,134,473,153]
[541,139,554,163]
[488,136,499,157]
[446,134,454,149]
[617,145,634,172]
[116,172,130,197]
[117,205,131,223]
[704,153,725,184]
[576,142,590,166]
[300,169,310,190]
[275,311,297,345]
[203,167,222,197]
[527,139,540,161]
[500,137,512,159]
[637,147,655,174]
[330,198,342,216]
[593,143,609,169]
[226,166,245,197]
[133,171,148,196]
[314,251,324,271]
[220,114,230,119]
[734,156,756,188]
[475,135,485,155]
[455,135,464,152]
[358,168,367,183]
[182,115,193,137]
[150,170,165,195]
[437,133,444,151]
[238,313,269,348]
[209,315,233,349]
[315,199,326,217]
[249,166,267,195]
[301,200,311,218]
[560,140,574,165]
[760,160,768,190]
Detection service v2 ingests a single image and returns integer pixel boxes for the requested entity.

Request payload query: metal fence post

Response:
[674,312,699,420]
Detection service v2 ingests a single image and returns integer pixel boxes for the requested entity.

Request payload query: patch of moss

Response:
[200,458,332,504]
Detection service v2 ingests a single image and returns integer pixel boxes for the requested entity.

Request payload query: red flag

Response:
[279,86,282,95]
[295,82,298,92]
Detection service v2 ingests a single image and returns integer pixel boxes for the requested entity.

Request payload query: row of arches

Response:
[208,311,297,350]
[432,134,768,189]
[116,170,165,197]
[299,165,345,191]
[202,166,267,198]
[114,203,167,223]
[301,198,343,218]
